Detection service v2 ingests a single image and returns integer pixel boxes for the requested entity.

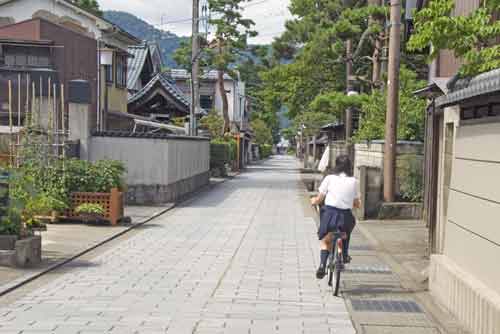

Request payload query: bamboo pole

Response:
[32,82,36,128]
[48,77,52,163]
[26,74,30,127]
[17,74,21,167]
[39,76,42,128]
[8,80,12,168]
[61,84,66,161]
[53,83,57,157]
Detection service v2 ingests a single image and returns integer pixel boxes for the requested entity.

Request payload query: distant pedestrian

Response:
[310,155,360,279]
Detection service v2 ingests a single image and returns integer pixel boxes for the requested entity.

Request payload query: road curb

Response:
[0,174,237,298]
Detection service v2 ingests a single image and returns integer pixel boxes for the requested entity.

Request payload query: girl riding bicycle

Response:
[310,155,361,279]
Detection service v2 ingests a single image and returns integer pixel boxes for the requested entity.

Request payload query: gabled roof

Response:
[0,0,140,44]
[128,72,190,112]
[127,43,151,90]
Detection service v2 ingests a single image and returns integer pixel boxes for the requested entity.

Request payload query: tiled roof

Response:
[127,43,150,91]
[128,72,190,112]
[436,69,500,107]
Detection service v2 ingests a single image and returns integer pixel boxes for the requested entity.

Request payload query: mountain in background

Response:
[104,11,186,68]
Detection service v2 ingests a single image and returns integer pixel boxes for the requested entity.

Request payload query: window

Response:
[116,55,127,88]
[105,64,113,84]
[200,95,213,110]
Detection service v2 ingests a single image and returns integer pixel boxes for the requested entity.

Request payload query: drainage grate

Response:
[350,299,423,313]
[345,265,392,274]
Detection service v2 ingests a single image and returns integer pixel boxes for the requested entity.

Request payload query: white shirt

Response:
[318,173,360,210]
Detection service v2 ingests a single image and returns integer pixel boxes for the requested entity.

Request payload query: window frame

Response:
[115,54,127,89]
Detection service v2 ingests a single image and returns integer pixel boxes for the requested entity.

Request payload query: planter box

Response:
[66,188,124,225]
[0,235,41,268]
[377,202,423,220]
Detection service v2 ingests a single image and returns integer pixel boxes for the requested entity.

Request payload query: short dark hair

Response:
[333,155,353,176]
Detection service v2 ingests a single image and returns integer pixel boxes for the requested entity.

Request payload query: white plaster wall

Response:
[88,137,210,186]
[0,0,103,36]
[0,0,128,49]
[214,79,239,122]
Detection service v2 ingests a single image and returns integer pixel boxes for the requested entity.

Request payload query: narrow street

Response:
[0,156,355,334]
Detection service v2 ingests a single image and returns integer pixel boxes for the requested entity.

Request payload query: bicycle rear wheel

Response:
[333,266,341,296]
[328,263,334,287]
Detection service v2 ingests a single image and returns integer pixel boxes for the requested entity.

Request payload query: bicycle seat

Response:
[332,232,347,239]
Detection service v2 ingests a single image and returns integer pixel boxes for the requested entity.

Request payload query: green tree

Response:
[200,110,224,138]
[408,0,500,76]
[250,119,273,146]
[208,0,257,133]
[73,0,103,17]
[355,67,427,142]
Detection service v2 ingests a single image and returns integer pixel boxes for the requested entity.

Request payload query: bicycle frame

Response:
[328,231,347,296]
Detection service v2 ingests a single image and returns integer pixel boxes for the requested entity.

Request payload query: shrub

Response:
[399,156,424,203]
[210,138,238,171]
[260,144,273,159]
[75,203,105,216]
[64,159,126,193]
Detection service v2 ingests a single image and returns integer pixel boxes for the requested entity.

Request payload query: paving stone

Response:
[0,157,354,334]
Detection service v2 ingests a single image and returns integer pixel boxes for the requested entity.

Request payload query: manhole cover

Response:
[350,299,423,313]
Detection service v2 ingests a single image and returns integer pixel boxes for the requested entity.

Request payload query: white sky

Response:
[99,0,293,44]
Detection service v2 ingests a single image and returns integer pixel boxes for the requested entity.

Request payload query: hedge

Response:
[210,138,237,171]
[260,144,272,159]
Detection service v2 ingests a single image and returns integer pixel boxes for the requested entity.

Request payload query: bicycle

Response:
[327,230,347,296]
[313,203,347,297]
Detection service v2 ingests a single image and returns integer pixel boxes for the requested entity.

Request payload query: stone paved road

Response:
[0,156,355,334]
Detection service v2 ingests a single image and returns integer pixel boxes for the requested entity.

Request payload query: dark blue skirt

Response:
[318,206,356,240]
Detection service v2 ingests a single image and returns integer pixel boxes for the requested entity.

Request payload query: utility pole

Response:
[190,0,200,136]
[383,0,401,202]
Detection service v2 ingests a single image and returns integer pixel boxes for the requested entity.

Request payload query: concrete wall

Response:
[88,135,210,205]
[429,120,500,334]
[354,141,424,199]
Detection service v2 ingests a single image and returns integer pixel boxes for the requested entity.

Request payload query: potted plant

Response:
[65,159,126,225]
[75,203,105,224]
[28,194,67,229]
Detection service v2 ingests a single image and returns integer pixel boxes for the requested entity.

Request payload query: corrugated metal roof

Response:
[127,43,150,91]
[436,69,500,107]
[128,72,190,112]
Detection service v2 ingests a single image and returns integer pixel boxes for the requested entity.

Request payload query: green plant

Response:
[0,207,22,235]
[260,144,273,159]
[200,110,224,139]
[75,203,105,216]
[408,0,500,76]
[64,159,125,193]
[399,157,424,203]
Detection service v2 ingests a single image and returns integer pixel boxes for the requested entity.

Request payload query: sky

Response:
[99,0,293,44]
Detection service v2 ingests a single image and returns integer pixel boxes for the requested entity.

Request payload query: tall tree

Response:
[408,0,500,76]
[73,0,103,17]
[208,0,256,133]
